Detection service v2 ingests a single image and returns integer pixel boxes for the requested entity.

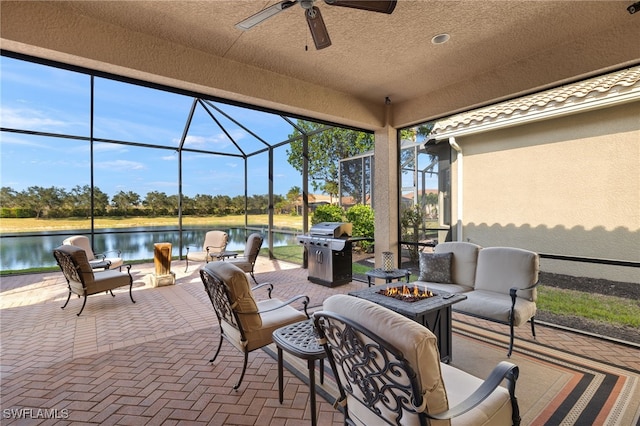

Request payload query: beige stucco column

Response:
[373,103,399,268]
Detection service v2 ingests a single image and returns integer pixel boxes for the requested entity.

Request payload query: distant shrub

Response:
[346,204,374,252]
[312,204,344,224]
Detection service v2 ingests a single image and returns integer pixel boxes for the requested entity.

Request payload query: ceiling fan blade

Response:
[306,6,332,50]
[235,0,297,30]
[323,0,397,14]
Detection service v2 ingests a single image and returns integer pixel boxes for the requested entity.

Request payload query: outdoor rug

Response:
[265,322,640,426]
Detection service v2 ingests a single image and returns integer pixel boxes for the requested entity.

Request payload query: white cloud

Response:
[95,159,146,172]
[0,107,67,129]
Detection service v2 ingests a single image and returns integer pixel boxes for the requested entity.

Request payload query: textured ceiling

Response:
[2,0,640,128]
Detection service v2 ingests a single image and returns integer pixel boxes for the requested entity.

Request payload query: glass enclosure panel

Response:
[93,78,191,146]
[272,143,305,262]
[340,153,373,208]
[0,133,92,270]
[0,56,90,136]
[183,104,242,155]
[246,152,269,229]
[93,142,179,235]
[398,123,450,266]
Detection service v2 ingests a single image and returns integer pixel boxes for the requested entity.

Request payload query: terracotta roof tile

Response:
[432,66,640,136]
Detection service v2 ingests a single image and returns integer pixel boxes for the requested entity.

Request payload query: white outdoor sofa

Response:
[415,242,540,357]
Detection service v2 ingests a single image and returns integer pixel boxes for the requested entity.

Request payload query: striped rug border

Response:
[453,322,640,425]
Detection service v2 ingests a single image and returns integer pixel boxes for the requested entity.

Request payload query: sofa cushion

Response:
[453,290,537,326]
[418,252,453,283]
[434,242,481,287]
[474,247,539,301]
[322,295,449,425]
[205,261,261,331]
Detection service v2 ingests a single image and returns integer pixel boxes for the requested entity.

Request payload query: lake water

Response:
[0,227,299,271]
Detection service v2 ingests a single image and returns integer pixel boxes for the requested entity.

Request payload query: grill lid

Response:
[309,222,352,238]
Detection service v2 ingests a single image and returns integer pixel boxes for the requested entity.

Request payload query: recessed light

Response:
[431,33,450,45]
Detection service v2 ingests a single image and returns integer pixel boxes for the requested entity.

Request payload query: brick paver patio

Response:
[1,257,638,424]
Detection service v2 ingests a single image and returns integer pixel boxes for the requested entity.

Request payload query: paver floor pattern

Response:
[1,257,638,425]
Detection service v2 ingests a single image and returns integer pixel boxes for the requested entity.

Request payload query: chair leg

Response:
[233,351,249,390]
[61,290,72,310]
[507,311,513,358]
[209,335,224,363]
[530,316,536,339]
[77,295,88,316]
[184,258,189,273]
[109,290,115,297]
[249,271,258,285]
[129,281,136,304]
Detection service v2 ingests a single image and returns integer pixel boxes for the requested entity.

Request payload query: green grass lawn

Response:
[0,215,308,233]
[538,286,640,328]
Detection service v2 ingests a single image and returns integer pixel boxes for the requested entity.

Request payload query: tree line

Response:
[0,185,304,218]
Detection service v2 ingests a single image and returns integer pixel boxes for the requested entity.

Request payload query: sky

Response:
[1,55,438,203]
[0,55,311,199]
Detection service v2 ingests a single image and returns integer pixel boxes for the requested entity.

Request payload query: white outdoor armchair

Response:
[185,230,229,272]
[63,235,123,270]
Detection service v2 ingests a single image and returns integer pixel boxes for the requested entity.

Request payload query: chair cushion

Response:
[186,251,209,262]
[435,242,481,287]
[225,256,251,272]
[453,290,537,326]
[418,252,453,283]
[63,235,96,261]
[202,230,228,253]
[244,299,307,351]
[91,269,131,295]
[322,295,449,423]
[441,363,513,426]
[55,244,95,291]
[474,247,539,301]
[204,262,261,331]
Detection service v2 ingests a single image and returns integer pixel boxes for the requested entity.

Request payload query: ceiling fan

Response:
[235,0,397,50]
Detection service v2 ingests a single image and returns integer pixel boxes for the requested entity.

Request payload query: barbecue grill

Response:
[297,222,353,287]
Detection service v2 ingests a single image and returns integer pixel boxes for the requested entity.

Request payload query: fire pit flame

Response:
[377,284,435,303]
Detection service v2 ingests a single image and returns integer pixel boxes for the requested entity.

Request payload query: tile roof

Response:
[431,66,640,137]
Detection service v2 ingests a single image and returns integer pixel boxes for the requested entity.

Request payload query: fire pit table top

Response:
[348,283,466,318]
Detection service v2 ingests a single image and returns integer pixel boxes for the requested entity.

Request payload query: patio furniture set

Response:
[51,236,538,425]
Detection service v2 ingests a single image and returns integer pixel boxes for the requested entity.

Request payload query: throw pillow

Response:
[418,252,453,283]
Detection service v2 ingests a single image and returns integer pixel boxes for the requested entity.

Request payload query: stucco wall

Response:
[454,101,640,283]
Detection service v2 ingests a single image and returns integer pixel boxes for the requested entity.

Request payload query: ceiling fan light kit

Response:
[236,0,397,50]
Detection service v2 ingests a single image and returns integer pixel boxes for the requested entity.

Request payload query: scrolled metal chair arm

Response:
[251,282,274,299]
[422,361,520,422]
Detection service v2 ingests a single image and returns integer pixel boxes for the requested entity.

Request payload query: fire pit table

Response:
[348,283,466,363]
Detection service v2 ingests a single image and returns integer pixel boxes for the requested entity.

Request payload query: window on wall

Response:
[398,124,451,265]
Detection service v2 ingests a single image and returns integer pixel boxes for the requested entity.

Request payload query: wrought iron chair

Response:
[53,244,135,316]
[225,233,263,284]
[314,294,521,426]
[63,235,123,270]
[200,261,309,390]
[185,230,228,272]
